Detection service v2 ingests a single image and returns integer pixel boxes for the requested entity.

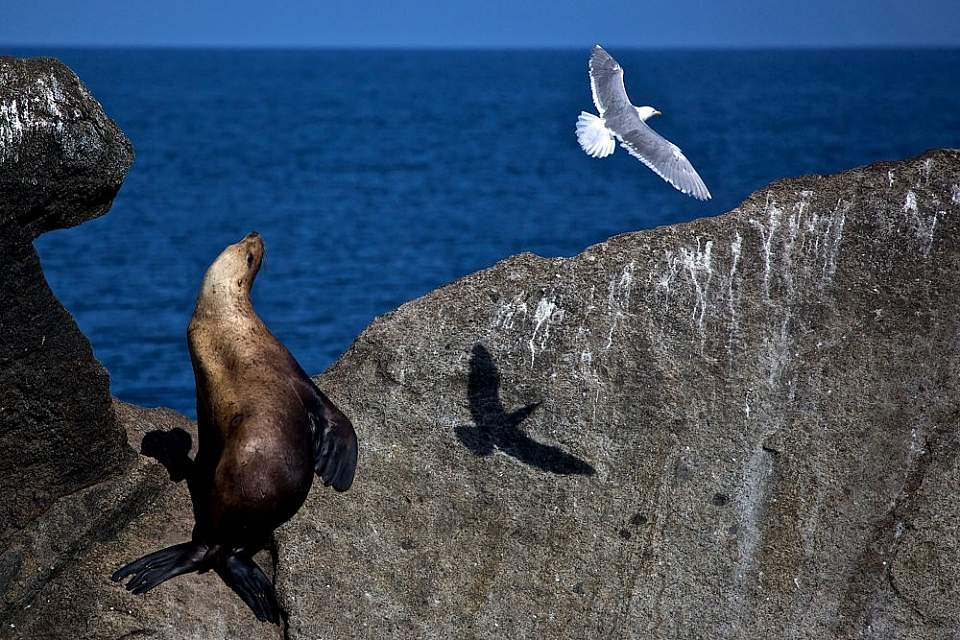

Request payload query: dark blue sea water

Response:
[13,48,960,417]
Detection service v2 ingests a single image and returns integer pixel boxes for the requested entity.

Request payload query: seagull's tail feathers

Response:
[576,112,616,159]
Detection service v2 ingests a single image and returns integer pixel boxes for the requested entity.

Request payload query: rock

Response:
[273,149,960,639]
[0,57,134,237]
[10,149,960,638]
[0,57,135,620]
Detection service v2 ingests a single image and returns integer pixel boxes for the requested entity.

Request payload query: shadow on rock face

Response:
[136,428,209,550]
[138,427,210,528]
[455,343,595,476]
[140,428,194,483]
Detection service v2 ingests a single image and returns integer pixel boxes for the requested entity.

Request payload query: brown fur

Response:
[112,232,357,624]
[188,232,320,544]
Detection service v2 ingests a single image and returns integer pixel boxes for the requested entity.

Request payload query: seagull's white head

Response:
[635,106,662,121]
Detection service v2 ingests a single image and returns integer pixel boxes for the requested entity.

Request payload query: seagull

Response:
[576,45,711,200]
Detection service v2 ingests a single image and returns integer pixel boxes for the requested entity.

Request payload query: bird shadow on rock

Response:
[455,343,595,476]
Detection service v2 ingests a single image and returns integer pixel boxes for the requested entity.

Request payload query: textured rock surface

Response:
[272,149,960,639]
[0,56,135,619]
[0,57,133,237]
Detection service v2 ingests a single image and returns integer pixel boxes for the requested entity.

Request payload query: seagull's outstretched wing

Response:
[617,122,712,200]
[589,45,633,119]
[589,44,711,200]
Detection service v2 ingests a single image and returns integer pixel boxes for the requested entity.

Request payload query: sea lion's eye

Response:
[246,253,254,267]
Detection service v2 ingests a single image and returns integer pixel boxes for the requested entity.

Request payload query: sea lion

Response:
[112,232,358,624]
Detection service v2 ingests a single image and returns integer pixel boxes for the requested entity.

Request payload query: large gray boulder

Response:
[276,148,960,639]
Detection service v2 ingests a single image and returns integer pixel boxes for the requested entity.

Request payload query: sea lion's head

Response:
[197,232,265,308]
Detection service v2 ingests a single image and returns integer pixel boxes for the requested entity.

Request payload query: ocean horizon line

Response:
[3,43,959,53]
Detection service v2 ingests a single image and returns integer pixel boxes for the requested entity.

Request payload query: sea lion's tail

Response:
[111,541,213,595]
[214,552,280,624]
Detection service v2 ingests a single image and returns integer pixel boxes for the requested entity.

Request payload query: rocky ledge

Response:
[2,57,960,639]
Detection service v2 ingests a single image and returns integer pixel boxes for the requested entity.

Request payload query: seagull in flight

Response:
[576,45,711,200]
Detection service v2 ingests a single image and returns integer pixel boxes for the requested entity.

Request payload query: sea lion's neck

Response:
[192,273,256,323]
[192,293,253,323]
[188,285,264,422]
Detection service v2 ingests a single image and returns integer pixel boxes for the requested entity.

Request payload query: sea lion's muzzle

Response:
[239,232,265,262]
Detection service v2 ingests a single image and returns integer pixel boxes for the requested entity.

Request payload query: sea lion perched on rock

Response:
[112,232,358,623]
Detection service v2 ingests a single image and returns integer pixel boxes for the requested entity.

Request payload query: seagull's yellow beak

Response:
[653,110,662,117]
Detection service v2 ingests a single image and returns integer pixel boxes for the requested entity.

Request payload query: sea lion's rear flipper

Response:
[215,553,280,624]
[306,383,359,492]
[111,541,210,595]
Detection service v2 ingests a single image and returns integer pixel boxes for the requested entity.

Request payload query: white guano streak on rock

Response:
[732,445,776,598]
[651,239,715,341]
[495,293,528,330]
[529,296,562,366]
[820,200,845,284]
[792,193,812,260]
[764,315,792,388]
[750,197,782,301]
[573,321,593,373]
[921,157,933,184]
[39,75,65,119]
[782,202,803,295]
[952,184,960,205]
[0,100,25,160]
[678,238,714,338]
[572,325,606,422]
[901,190,938,257]
[604,261,635,351]
[767,199,843,387]
[0,73,70,162]
[728,233,742,298]
[653,250,679,295]
[727,232,743,357]
[904,190,918,213]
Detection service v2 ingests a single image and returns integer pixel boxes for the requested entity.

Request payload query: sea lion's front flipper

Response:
[215,553,280,624]
[111,541,210,595]
[305,383,358,492]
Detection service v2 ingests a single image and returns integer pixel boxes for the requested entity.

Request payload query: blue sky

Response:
[3,0,959,48]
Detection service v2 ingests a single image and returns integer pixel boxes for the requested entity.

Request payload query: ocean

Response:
[12,48,960,416]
